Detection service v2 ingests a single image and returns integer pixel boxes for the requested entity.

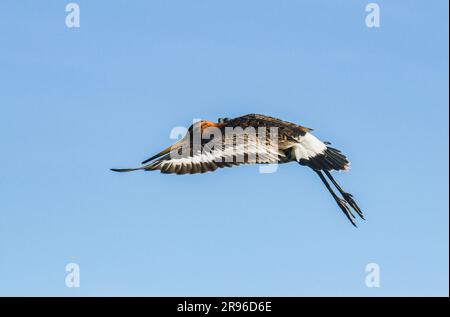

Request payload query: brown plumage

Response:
[111,114,364,226]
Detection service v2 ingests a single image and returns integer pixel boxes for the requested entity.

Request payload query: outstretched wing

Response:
[140,125,284,175]
[111,114,312,175]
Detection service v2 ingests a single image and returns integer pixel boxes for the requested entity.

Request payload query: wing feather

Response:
[112,114,311,175]
[143,125,284,174]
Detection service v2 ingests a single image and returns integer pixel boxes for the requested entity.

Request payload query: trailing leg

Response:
[323,170,364,220]
[314,170,357,227]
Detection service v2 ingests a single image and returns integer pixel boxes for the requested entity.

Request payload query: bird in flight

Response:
[111,114,364,226]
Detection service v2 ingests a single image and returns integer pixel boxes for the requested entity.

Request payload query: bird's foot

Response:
[336,198,357,227]
[342,193,365,220]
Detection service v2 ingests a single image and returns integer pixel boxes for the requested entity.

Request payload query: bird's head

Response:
[142,121,217,163]
[187,120,223,135]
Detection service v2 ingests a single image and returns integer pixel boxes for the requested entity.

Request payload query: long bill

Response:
[141,139,186,164]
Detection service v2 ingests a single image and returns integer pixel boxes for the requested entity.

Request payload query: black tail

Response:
[300,146,350,172]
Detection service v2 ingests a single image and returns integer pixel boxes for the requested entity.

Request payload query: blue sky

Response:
[0,0,448,296]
